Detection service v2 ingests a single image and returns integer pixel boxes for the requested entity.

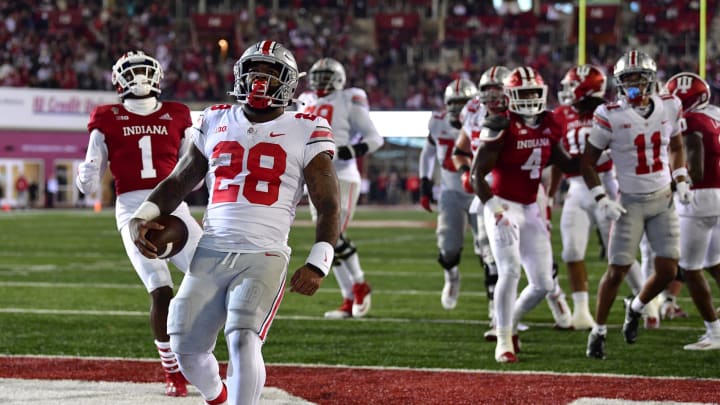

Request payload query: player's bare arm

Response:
[290,151,340,296]
[550,143,581,175]
[684,130,704,184]
[471,139,503,203]
[668,133,688,183]
[580,143,604,199]
[130,145,208,258]
[452,129,473,171]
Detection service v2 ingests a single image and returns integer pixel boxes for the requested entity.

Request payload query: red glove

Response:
[420,195,432,212]
[461,170,474,194]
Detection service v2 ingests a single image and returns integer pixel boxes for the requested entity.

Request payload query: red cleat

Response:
[351,282,372,318]
[165,371,188,397]
[206,383,228,405]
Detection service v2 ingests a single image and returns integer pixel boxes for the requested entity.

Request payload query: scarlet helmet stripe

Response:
[629,50,637,66]
[260,40,275,55]
[489,66,498,81]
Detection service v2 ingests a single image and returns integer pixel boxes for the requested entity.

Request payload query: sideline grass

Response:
[0,208,717,378]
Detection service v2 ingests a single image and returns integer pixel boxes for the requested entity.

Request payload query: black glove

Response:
[337,143,370,160]
[483,114,510,131]
[421,177,434,199]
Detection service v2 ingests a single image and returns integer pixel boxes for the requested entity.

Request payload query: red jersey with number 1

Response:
[489,111,561,204]
[87,102,191,195]
[553,104,613,177]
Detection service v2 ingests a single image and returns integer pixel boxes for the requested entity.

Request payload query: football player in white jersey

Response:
[296,57,384,319]
[549,65,644,330]
[128,41,340,405]
[75,50,203,397]
[665,72,720,350]
[418,78,478,309]
[583,50,690,360]
[453,66,509,321]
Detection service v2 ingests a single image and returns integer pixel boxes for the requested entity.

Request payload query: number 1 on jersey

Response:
[138,136,158,179]
[634,131,662,175]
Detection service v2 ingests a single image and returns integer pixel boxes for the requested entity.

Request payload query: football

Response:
[145,214,189,259]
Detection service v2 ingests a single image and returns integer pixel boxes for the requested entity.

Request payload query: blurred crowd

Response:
[3,0,720,110]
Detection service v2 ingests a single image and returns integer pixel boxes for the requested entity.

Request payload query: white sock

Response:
[631,296,645,313]
[343,252,365,284]
[333,262,355,299]
[705,320,720,336]
[572,291,590,313]
[592,324,607,335]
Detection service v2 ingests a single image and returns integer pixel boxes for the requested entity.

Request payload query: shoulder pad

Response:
[483,114,510,131]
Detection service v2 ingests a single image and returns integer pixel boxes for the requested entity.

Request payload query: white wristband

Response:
[133,201,161,221]
[590,186,606,200]
[306,241,335,276]
[672,167,688,181]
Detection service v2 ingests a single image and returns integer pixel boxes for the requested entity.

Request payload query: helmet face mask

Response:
[478,66,510,113]
[665,72,711,112]
[443,78,477,122]
[229,41,300,109]
[111,51,163,99]
[309,58,346,96]
[504,67,547,116]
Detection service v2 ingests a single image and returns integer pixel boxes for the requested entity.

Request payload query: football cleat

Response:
[684,332,720,351]
[622,296,642,344]
[495,351,518,363]
[546,291,573,329]
[571,310,596,330]
[494,335,519,363]
[351,282,372,318]
[164,371,188,397]
[661,300,688,320]
[324,298,353,319]
[206,383,228,405]
[643,295,661,329]
[586,332,606,359]
[441,271,461,310]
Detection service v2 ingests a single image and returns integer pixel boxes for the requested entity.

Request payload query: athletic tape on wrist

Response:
[133,201,161,221]
[306,241,334,276]
[590,186,606,200]
[672,167,688,181]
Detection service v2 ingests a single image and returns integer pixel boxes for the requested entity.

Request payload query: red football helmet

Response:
[558,64,607,105]
[504,66,547,115]
[665,72,710,112]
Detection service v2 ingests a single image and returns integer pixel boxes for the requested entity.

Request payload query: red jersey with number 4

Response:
[87,102,191,195]
[489,112,561,204]
[553,104,613,177]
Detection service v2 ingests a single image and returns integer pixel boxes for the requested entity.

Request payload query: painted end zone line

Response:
[0,356,717,405]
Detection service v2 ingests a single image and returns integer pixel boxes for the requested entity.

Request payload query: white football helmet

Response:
[444,78,477,122]
[613,49,657,104]
[478,65,510,113]
[229,41,300,108]
[111,51,163,99]
[504,66,547,116]
[309,58,346,96]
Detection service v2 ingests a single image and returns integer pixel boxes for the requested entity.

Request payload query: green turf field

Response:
[0,207,717,378]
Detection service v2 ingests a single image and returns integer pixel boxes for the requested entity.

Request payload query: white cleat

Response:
[571,311,596,330]
[643,295,662,329]
[546,292,572,329]
[441,272,460,310]
[684,333,720,351]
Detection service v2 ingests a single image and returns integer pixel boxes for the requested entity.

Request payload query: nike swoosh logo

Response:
[269,132,285,137]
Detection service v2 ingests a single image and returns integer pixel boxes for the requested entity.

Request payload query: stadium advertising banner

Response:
[0,87,118,131]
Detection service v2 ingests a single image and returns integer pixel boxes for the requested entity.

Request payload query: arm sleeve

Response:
[75,129,108,194]
[349,90,384,153]
[418,135,436,179]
